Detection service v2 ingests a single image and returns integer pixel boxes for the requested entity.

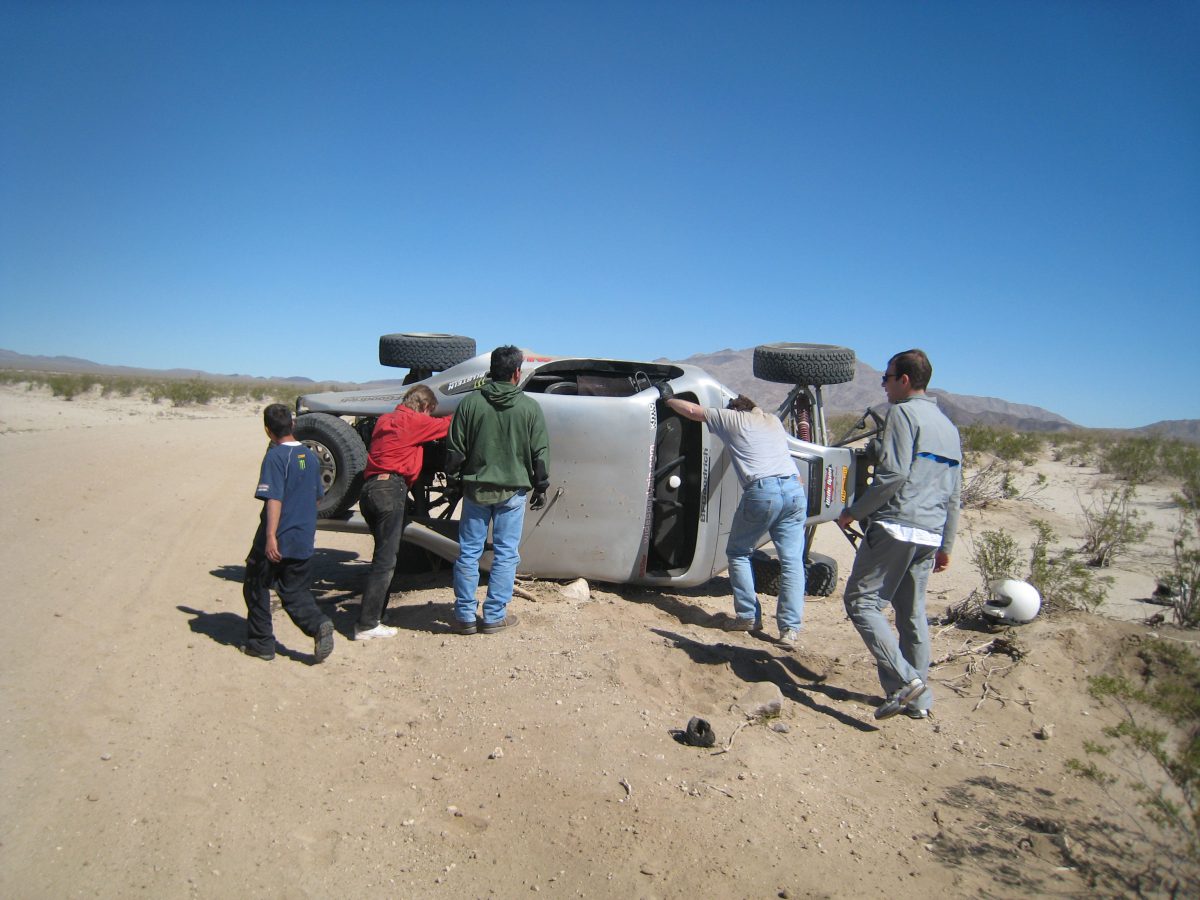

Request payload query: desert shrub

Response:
[1158,471,1200,628]
[1068,639,1200,873]
[1051,430,1103,467]
[970,529,1021,588]
[1029,520,1110,613]
[961,458,1047,509]
[98,376,140,398]
[1166,534,1200,629]
[5,370,355,409]
[1164,444,1200,498]
[1101,436,1165,485]
[1080,485,1152,568]
[961,424,1043,465]
[0,370,29,386]
[827,410,881,447]
[961,460,1012,509]
[45,373,96,400]
[147,379,219,406]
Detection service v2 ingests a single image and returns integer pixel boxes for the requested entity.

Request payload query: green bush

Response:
[1102,436,1165,485]
[0,369,352,408]
[1080,484,1151,568]
[45,373,96,400]
[147,379,220,406]
[1029,520,1110,613]
[970,529,1022,587]
[960,424,1044,465]
[1068,639,1200,872]
[1050,430,1103,467]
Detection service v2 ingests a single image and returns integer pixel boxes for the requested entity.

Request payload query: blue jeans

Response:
[453,491,527,626]
[726,474,807,631]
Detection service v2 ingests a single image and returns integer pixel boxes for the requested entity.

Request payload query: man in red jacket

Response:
[354,384,450,639]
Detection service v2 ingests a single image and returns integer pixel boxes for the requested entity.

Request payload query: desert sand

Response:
[0,382,1195,898]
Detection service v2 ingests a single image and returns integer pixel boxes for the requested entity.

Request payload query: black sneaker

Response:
[241,644,275,661]
[480,613,520,634]
[314,620,335,663]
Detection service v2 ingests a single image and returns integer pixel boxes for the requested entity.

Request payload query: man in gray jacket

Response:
[837,349,961,721]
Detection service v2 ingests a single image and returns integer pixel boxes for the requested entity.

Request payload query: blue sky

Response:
[2,1,1197,428]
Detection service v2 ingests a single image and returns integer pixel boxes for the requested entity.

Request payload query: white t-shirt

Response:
[702,407,797,487]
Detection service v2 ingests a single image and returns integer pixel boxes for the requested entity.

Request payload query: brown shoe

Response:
[721,615,760,632]
[480,613,520,634]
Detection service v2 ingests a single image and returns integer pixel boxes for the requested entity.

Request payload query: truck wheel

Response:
[750,550,839,597]
[753,343,856,385]
[751,550,782,596]
[805,551,839,597]
[379,333,477,370]
[295,413,367,518]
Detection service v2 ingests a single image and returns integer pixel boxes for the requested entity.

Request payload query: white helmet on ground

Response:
[984,579,1041,625]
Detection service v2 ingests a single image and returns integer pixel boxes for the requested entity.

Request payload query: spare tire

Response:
[295,413,367,518]
[379,333,477,370]
[753,343,856,386]
[750,549,840,597]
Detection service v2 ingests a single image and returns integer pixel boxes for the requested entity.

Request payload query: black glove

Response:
[532,458,550,494]
[444,448,465,476]
[529,490,546,511]
[654,381,674,401]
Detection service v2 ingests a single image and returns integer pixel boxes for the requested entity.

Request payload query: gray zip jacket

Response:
[843,394,962,553]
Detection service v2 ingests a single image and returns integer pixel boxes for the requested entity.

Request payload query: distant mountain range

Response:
[1,346,1196,441]
[0,348,330,386]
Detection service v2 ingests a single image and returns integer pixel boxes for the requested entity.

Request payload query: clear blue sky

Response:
[2,1,1197,428]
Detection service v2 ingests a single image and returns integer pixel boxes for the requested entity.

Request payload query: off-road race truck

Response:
[294,333,877,596]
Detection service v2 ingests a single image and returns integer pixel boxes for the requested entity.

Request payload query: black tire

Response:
[294,413,367,518]
[751,550,782,596]
[378,333,477,370]
[750,549,839,597]
[805,551,839,597]
[753,343,856,386]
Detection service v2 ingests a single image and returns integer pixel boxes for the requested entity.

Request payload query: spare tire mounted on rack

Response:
[379,333,477,370]
[752,343,856,386]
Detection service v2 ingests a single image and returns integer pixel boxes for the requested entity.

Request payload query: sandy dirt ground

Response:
[1,383,1197,898]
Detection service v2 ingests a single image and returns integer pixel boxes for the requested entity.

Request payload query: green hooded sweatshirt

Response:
[447,380,550,505]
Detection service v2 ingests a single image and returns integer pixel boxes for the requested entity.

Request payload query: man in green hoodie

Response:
[447,345,551,634]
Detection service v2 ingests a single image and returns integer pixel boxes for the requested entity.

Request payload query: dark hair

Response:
[889,349,932,391]
[489,345,524,383]
[726,394,758,412]
[263,403,294,439]
[402,384,437,413]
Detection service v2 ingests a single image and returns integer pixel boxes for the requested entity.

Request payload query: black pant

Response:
[243,525,328,655]
[358,474,408,629]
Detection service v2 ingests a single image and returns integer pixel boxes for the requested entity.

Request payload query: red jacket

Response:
[363,406,451,483]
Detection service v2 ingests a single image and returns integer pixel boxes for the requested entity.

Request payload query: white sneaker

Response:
[778,628,800,649]
[353,623,398,641]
